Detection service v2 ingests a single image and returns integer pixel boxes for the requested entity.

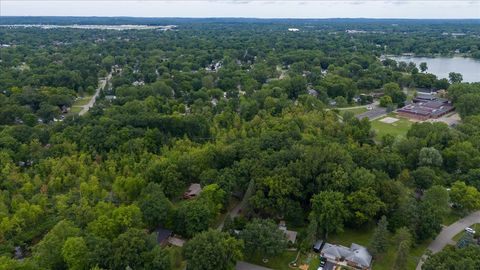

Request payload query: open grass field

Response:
[371,113,413,139]
[72,96,93,106]
[246,250,299,270]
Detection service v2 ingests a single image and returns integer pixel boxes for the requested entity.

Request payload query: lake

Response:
[385,56,480,83]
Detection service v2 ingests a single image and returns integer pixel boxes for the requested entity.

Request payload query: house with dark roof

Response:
[156,227,173,246]
[321,242,372,270]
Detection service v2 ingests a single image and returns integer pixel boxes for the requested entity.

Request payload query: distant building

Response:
[397,94,454,120]
[105,95,117,102]
[288,28,300,32]
[308,89,319,97]
[183,183,202,199]
[321,242,372,270]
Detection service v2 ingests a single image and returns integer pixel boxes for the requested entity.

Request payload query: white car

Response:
[366,105,373,110]
[465,227,476,234]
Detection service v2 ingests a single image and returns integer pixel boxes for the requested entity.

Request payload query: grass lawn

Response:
[246,250,299,270]
[452,223,480,242]
[443,211,463,226]
[72,96,92,106]
[371,113,413,139]
[307,255,320,270]
[329,225,374,247]
[373,240,428,270]
[70,106,82,114]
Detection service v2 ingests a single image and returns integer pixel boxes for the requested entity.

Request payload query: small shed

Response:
[183,183,202,199]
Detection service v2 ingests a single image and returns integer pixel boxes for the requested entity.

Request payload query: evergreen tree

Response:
[369,216,389,257]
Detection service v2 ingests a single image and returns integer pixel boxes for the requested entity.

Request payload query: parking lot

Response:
[356,107,387,121]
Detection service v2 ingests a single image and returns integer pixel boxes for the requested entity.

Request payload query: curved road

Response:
[416,211,480,269]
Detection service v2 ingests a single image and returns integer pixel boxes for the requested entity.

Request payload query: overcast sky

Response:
[1,1,479,19]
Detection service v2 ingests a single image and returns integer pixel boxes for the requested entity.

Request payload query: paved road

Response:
[79,73,111,116]
[416,211,480,270]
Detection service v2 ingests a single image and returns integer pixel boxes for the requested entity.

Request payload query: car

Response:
[366,105,373,110]
[465,227,476,234]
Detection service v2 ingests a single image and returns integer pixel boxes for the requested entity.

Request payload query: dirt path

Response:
[217,180,254,230]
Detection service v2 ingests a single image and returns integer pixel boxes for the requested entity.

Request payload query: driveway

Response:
[236,261,272,270]
[416,211,480,269]
[323,261,335,270]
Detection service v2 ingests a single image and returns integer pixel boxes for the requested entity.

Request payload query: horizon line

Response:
[3,16,480,20]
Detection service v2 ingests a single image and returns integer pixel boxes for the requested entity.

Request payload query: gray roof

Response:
[321,242,372,268]
[347,243,372,268]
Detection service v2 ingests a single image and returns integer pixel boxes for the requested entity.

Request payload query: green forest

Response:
[1,18,480,270]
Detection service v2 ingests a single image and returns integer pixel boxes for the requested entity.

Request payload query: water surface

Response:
[386,56,480,83]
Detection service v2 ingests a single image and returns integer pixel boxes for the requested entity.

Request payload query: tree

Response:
[112,228,149,270]
[423,185,450,217]
[62,237,88,270]
[112,204,143,231]
[309,191,349,239]
[411,200,443,241]
[383,82,406,105]
[183,230,243,270]
[448,72,463,84]
[393,240,410,270]
[418,147,443,167]
[456,93,480,118]
[200,184,227,213]
[420,62,428,73]
[347,188,385,225]
[175,198,215,237]
[285,76,307,99]
[369,216,389,257]
[410,167,440,190]
[144,246,172,270]
[379,95,393,107]
[33,220,80,270]
[240,219,287,258]
[450,181,480,213]
[423,245,480,270]
[139,183,173,229]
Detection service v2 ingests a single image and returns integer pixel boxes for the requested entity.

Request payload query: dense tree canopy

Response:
[0,17,480,269]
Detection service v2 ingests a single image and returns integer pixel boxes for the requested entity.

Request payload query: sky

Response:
[1,0,479,19]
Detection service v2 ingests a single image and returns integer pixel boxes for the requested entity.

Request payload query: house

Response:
[308,89,319,97]
[156,227,173,246]
[278,221,297,244]
[321,243,372,270]
[183,183,202,199]
[105,95,117,102]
